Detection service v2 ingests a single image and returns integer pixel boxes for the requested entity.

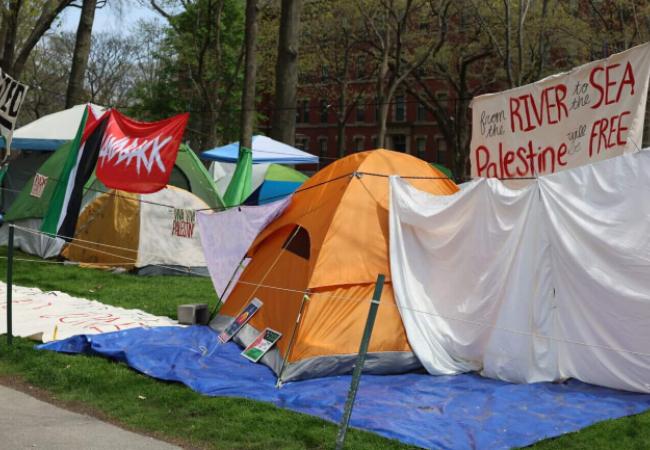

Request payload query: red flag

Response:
[96,110,189,193]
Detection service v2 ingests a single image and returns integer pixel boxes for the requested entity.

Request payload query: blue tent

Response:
[201,135,318,164]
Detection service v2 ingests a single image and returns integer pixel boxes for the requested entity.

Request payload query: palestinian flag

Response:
[41,105,109,239]
[40,106,189,240]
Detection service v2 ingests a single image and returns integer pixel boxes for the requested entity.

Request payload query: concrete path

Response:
[0,385,181,450]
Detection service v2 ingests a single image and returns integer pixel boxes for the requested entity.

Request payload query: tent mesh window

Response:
[285,226,310,259]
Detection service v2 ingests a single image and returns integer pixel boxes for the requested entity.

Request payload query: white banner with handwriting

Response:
[0,282,178,342]
[470,42,650,180]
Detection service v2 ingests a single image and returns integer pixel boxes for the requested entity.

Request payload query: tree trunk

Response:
[65,0,97,108]
[336,78,347,156]
[376,40,389,148]
[239,0,258,150]
[503,0,514,88]
[270,0,302,145]
[197,104,219,151]
[10,0,74,78]
[0,0,22,75]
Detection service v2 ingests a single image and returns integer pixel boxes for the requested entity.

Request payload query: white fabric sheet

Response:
[0,281,177,342]
[197,197,290,301]
[390,151,650,392]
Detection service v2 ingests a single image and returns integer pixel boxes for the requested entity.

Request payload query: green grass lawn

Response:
[0,248,648,449]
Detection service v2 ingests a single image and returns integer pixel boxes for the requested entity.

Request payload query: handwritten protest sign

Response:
[0,68,28,154]
[0,282,178,342]
[470,42,650,181]
[30,173,48,198]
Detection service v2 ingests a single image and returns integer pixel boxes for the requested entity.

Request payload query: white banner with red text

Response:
[470,42,650,182]
[0,281,178,342]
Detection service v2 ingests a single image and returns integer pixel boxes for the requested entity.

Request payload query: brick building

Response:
[285,78,455,168]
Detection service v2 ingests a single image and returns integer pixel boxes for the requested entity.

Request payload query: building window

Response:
[356,54,366,79]
[320,99,329,123]
[392,134,407,152]
[436,90,449,106]
[416,102,427,121]
[356,101,365,122]
[371,135,378,149]
[353,136,364,152]
[416,137,427,158]
[296,99,309,123]
[321,64,329,81]
[318,137,328,157]
[296,137,309,152]
[394,95,405,122]
[436,136,447,152]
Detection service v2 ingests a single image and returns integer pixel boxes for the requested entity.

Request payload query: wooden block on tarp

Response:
[177,303,210,325]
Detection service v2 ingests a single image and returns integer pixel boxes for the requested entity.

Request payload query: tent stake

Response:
[210,255,248,320]
[335,274,385,450]
[6,224,14,345]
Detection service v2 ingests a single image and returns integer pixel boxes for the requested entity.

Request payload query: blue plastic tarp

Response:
[39,326,650,450]
[201,135,318,164]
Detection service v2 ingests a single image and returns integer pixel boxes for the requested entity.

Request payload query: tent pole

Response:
[6,224,14,346]
[335,274,385,450]
[276,292,309,388]
[210,255,248,319]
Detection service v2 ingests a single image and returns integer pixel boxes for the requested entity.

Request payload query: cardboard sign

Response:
[218,298,263,343]
[30,173,48,198]
[0,68,28,152]
[172,208,196,238]
[241,328,282,363]
[96,110,189,193]
[470,42,650,182]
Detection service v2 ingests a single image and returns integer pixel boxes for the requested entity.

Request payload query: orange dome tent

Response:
[211,149,458,382]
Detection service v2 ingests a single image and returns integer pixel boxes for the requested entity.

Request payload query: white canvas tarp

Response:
[389,151,650,393]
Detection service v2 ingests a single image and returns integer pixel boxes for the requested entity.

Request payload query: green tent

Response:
[223,147,253,207]
[6,143,223,224]
[2,142,224,259]
[431,163,453,180]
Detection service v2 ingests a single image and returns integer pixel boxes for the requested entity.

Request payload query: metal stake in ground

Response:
[6,224,14,345]
[335,273,385,450]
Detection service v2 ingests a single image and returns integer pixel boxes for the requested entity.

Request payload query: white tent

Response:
[1,104,105,211]
[3,104,105,151]
[209,161,270,196]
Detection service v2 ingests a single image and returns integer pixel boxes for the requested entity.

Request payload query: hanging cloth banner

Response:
[41,105,110,239]
[470,42,650,182]
[0,68,29,158]
[96,110,189,193]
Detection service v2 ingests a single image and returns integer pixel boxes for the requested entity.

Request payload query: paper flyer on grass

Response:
[241,328,282,363]
[218,298,262,343]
